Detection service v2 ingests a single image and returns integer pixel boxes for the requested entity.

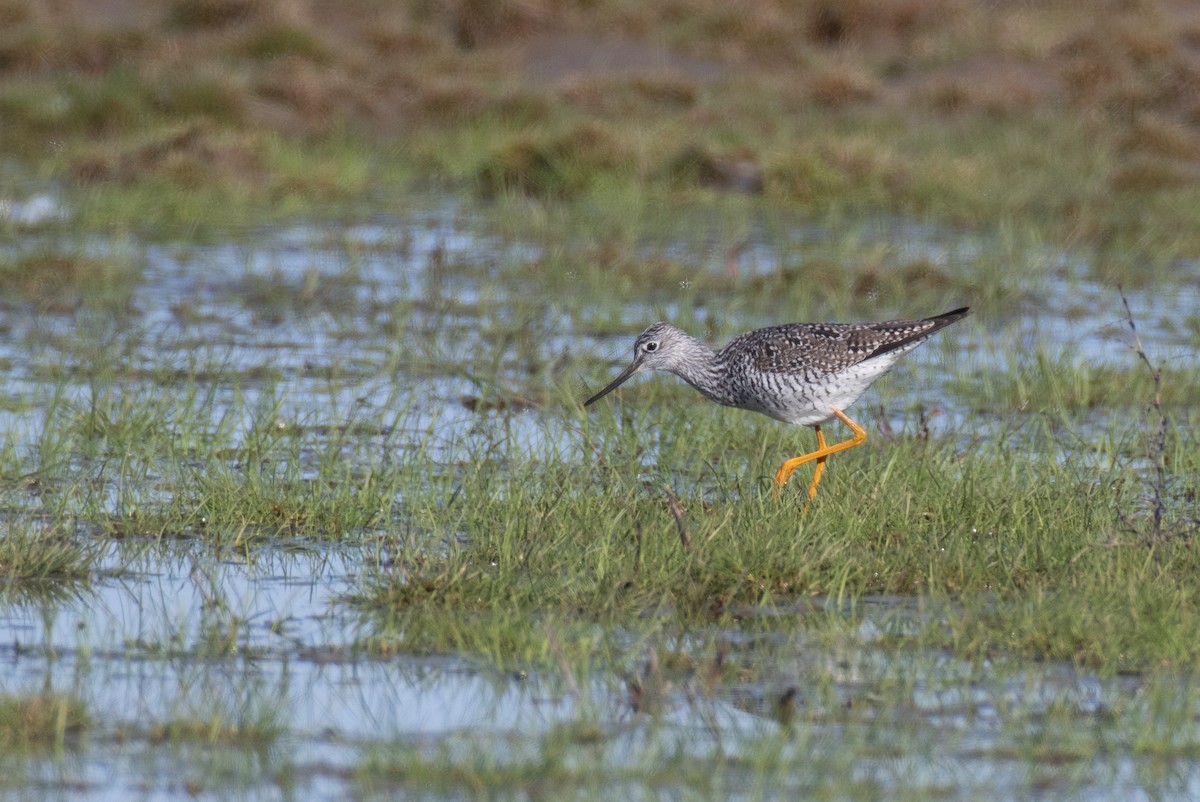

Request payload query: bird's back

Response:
[714,308,968,425]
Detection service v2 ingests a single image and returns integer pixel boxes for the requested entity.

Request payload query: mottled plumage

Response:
[584,307,969,499]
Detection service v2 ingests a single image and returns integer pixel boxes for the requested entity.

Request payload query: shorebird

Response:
[584,307,969,499]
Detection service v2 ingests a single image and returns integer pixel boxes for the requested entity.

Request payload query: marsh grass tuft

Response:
[0,522,95,598]
[0,692,89,751]
[0,248,139,311]
[472,123,634,200]
[146,711,280,748]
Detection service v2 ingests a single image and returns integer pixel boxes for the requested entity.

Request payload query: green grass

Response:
[961,347,1200,412]
[345,389,1199,672]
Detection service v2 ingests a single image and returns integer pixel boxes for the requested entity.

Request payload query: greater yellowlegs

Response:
[584,307,969,499]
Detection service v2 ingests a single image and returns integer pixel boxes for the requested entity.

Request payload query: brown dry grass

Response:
[0,0,1191,150]
[0,0,1174,143]
[70,123,266,187]
[807,62,880,106]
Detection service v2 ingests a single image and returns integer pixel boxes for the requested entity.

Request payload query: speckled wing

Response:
[741,316,955,377]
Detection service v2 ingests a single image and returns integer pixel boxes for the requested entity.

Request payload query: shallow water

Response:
[5,549,1195,800]
[1,191,1198,798]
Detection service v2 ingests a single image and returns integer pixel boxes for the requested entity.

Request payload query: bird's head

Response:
[584,323,694,406]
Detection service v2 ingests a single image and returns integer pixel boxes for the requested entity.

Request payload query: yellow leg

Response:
[806,428,828,500]
[772,408,867,499]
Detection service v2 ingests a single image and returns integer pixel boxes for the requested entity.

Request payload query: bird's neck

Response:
[667,337,735,406]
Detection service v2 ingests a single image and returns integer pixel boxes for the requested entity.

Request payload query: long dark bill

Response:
[584,358,642,407]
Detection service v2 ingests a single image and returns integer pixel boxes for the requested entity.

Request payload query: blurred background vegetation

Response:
[3,0,1200,261]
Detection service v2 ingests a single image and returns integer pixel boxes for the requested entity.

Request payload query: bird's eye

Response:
[643,341,659,352]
